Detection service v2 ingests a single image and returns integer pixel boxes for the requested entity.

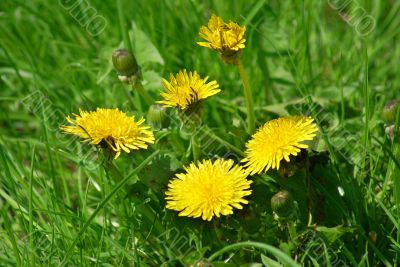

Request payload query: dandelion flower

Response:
[157,70,220,110]
[165,159,252,221]
[197,15,246,64]
[198,14,246,53]
[243,116,318,175]
[60,108,155,159]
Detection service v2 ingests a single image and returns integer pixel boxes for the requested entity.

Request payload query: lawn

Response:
[0,0,400,266]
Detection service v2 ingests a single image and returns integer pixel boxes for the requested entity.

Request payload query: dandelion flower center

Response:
[243,116,318,175]
[60,108,154,159]
[165,159,252,221]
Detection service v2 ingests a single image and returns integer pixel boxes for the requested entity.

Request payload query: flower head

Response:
[157,70,221,111]
[60,108,154,159]
[243,116,318,175]
[165,159,252,221]
[197,15,246,64]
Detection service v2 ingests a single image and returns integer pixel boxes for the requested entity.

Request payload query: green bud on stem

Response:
[271,190,296,220]
[382,100,400,124]
[147,104,169,129]
[112,48,139,77]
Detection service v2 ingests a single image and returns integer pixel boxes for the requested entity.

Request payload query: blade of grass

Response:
[237,61,256,134]
[60,150,159,266]
[207,241,300,267]
[360,41,371,182]
[28,146,36,266]
[1,207,22,266]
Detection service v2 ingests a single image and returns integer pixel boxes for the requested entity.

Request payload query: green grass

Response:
[1,0,400,266]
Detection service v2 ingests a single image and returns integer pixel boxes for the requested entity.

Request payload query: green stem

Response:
[237,61,255,134]
[387,143,400,247]
[287,221,297,243]
[132,82,154,106]
[191,134,200,162]
[29,147,35,266]
[305,154,314,219]
[41,102,60,199]
[117,0,133,54]
[340,83,345,124]
[199,127,244,156]
[207,241,300,267]
[212,221,224,247]
[122,83,139,112]
[117,0,154,108]
[388,147,400,208]
[395,109,400,260]
[361,42,371,181]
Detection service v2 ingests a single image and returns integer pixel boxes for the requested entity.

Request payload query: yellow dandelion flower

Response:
[60,108,155,159]
[165,159,252,221]
[157,70,221,110]
[242,116,318,175]
[198,14,246,53]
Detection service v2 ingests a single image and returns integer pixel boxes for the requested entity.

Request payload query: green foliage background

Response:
[0,0,399,266]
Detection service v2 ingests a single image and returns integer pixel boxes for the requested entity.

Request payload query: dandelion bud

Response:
[385,124,398,141]
[192,259,212,267]
[271,190,295,220]
[382,100,400,124]
[112,49,139,77]
[147,104,169,129]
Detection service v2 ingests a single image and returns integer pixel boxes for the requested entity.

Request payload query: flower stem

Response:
[385,142,400,249]
[212,220,224,246]
[191,134,200,162]
[237,61,255,134]
[131,81,154,106]
[199,127,244,156]
[287,221,297,242]
[117,0,133,54]
[117,0,154,107]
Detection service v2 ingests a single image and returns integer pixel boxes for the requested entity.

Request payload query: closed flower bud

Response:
[112,49,139,77]
[271,190,295,220]
[385,124,399,142]
[382,100,400,124]
[147,104,169,129]
[192,259,212,267]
